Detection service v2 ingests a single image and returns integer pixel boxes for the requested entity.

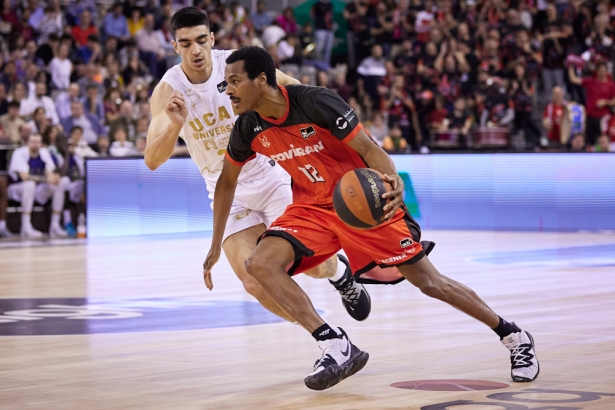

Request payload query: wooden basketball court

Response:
[1,229,614,409]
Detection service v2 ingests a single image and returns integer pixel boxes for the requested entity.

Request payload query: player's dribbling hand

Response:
[203,247,221,290]
[382,174,404,220]
[165,90,189,127]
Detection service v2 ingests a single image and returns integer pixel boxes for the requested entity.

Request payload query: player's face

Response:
[172,26,215,73]
[225,61,264,115]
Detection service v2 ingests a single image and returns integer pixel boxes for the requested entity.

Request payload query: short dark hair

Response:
[170,7,210,37]
[226,46,277,89]
[7,100,20,109]
[70,126,84,134]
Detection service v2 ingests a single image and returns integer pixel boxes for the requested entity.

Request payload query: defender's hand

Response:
[382,174,404,220]
[165,90,189,127]
[203,246,221,290]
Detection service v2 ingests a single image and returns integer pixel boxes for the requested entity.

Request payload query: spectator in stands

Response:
[83,84,105,125]
[135,13,167,79]
[367,111,389,147]
[110,127,135,157]
[7,133,68,238]
[568,62,615,145]
[66,0,97,27]
[330,72,352,103]
[21,82,60,126]
[77,63,105,98]
[103,88,122,124]
[38,1,64,44]
[383,124,409,153]
[61,100,103,146]
[277,7,297,35]
[123,55,149,86]
[104,3,130,43]
[8,83,29,117]
[42,125,62,164]
[251,1,272,34]
[135,117,149,141]
[18,123,33,146]
[56,83,81,120]
[0,175,10,237]
[569,132,586,152]
[0,0,20,33]
[441,97,473,141]
[539,3,566,103]
[96,135,110,157]
[127,7,144,37]
[27,107,49,135]
[357,44,387,108]
[312,0,335,65]
[385,74,422,151]
[543,86,568,147]
[72,10,98,47]
[49,42,73,91]
[109,100,135,141]
[0,101,26,145]
[0,83,7,116]
[76,34,103,64]
[0,61,19,92]
[261,20,286,49]
[592,134,611,152]
[69,126,98,158]
[510,64,541,147]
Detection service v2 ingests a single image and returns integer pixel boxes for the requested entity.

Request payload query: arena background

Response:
[86,154,615,238]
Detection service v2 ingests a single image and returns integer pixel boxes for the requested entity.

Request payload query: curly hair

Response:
[225,46,277,89]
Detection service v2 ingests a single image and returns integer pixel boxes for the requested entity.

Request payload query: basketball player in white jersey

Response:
[144,7,371,323]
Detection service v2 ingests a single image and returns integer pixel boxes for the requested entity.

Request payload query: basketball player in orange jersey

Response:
[144,8,371,324]
[203,47,540,390]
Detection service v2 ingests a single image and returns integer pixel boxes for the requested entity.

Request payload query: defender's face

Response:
[225,61,263,115]
[172,26,215,73]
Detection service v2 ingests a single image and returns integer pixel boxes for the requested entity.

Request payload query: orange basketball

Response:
[333,168,392,229]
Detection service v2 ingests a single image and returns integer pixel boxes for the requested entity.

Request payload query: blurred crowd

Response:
[1,0,614,238]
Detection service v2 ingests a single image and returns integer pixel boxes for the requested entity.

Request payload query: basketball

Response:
[333,168,392,229]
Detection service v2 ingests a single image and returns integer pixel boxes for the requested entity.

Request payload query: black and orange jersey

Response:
[226,85,367,207]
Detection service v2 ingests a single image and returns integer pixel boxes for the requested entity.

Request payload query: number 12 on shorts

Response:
[298,164,325,183]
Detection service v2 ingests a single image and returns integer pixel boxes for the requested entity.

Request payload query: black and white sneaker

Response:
[304,327,369,390]
[502,329,540,382]
[330,255,371,321]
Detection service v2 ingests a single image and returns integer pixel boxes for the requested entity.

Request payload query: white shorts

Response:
[209,164,292,244]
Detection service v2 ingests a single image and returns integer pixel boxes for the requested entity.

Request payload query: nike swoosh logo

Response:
[341,340,350,357]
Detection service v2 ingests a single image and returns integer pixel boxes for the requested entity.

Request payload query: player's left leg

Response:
[398,257,539,382]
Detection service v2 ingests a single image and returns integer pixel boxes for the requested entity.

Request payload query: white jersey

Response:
[160,49,273,191]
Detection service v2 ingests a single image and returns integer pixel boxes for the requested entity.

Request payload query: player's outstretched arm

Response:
[144,82,186,171]
[202,157,243,290]
[275,69,300,86]
[348,130,405,220]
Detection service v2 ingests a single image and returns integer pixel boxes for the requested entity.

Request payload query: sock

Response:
[312,323,341,342]
[63,210,72,225]
[0,220,5,230]
[328,256,348,283]
[51,213,61,228]
[21,214,32,231]
[492,317,521,339]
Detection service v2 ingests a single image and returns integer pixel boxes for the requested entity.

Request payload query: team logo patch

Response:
[336,117,348,130]
[400,238,413,248]
[217,81,228,93]
[258,135,271,148]
[234,209,251,221]
[300,126,316,139]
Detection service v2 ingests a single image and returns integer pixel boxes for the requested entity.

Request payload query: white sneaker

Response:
[502,329,540,382]
[0,227,14,238]
[304,327,369,390]
[49,225,68,238]
[21,227,43,238]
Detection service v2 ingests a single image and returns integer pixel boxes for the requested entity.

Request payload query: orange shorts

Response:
[261,204,425,284]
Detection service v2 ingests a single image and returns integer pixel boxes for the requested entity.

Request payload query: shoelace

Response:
[336,280,361,305]
[510,343,534,368]
[313,344,337,370]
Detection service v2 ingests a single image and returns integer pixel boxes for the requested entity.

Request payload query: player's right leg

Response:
[245,205,369,390]
[222,223,295,322]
